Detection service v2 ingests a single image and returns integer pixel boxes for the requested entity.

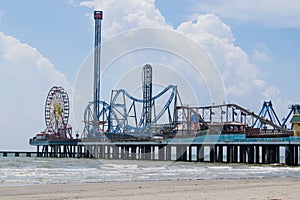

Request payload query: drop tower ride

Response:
[93,11,103,122]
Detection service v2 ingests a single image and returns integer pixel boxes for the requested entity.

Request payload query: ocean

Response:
[1,157,300,186]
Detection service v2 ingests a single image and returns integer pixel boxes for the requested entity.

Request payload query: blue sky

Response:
[0,0,299,150]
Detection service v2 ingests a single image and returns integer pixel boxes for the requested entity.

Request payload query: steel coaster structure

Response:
[250,101,300,130]
[83,64,180,140]
[174,103,293,138]
[252,101,282,129]
[83,100,110,139]
[84,93,296,140]
[108,84,178,134]
[82,10,297,141]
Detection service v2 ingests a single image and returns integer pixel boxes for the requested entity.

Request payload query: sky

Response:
[0,0,299,150]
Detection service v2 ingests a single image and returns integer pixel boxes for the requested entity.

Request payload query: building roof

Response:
[290,114,300,123]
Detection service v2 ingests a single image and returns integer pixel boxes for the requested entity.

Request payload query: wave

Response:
[0,157,299,186]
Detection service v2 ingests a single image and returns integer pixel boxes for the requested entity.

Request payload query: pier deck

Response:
[26,134,300,166]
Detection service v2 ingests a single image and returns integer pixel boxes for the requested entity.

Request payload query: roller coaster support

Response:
[252,101,282,129]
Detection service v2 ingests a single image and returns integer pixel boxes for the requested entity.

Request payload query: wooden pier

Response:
[0,151,37,157]
[26,138,300,166]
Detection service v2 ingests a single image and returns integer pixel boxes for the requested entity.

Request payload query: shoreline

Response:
[1,177,299,200]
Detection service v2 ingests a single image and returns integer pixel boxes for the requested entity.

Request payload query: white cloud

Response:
[261,85,290,118]
[0,32,71,150]
[176,14,290,118]
[68,0,77,7]
[80,0,171,38]
[253,43,270,62]
[177,14,266,99]
[78,0,283,102]
[78,0,284,116]
[196,0,300,28]
[178,14,234,43]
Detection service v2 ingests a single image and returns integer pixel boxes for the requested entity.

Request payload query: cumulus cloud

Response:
[77,0,283,109]
[79,0,171,38]
[0,32,71,150]
[176,14,291,117]
[177,14,268,101]
[196,0,300,28]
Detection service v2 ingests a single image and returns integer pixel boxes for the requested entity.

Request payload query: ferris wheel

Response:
[44,86,70,138]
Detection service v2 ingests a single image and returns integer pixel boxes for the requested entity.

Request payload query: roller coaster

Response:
[174,102,298,139]
[82,63,298,141]
[80,10,298,142]
[83,64,180,141]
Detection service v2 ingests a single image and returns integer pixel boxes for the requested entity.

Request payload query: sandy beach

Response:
[0,178,299,200]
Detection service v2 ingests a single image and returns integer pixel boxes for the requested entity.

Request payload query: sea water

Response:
[0,157,300,186]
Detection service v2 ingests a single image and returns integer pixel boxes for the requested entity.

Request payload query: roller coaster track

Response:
[228,104,289,133]
[201,103,290,133]
[109,85,177,134]
[85,89,293,138]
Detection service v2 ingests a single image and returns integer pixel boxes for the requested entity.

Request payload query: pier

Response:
[28,135,300,166]
[0,151,37,157]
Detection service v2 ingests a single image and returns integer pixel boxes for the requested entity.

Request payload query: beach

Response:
[1,178,299,200]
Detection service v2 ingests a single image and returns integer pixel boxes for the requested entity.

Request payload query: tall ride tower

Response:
[142,64,153,126]
[93,11,103,121]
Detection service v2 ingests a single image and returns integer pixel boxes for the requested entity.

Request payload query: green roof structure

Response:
[290,114,300,123]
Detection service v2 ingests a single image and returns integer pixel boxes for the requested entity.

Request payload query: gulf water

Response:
[1,157,300,186]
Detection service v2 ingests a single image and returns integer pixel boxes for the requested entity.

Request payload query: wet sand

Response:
[0,178,299,200]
